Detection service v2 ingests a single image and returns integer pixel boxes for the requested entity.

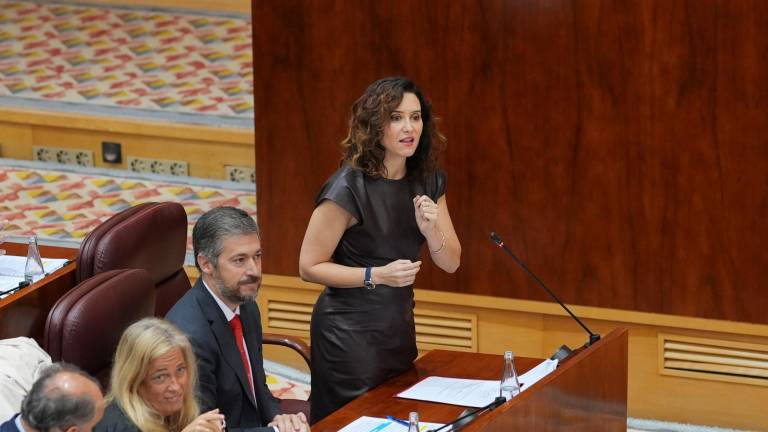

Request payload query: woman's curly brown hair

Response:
[341,77,445,179]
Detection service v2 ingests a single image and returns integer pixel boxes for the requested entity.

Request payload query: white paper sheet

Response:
[338,416,447,432]
[0,255,70,278]
[396,359,559,408]
[0,255,71,298]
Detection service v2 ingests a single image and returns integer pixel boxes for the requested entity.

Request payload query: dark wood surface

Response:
[253,0,768,324]
[0,242,77,343]
[312,328,628,431]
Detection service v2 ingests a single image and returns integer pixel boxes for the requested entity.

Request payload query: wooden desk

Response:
[313,328,628,431]
[0,242,78,343]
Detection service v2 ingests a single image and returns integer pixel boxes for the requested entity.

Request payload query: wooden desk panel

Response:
[313,328,628,431]
[0,242,78,343]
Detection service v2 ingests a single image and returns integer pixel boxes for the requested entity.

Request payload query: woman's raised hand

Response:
[374,259,421,287]
[181,409,226,432]
[413,195,438,235]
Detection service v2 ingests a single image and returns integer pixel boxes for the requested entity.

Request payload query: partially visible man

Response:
[0,363,105,432]
[166,207,308,432]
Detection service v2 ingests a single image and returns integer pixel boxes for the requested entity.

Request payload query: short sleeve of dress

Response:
[314,166,364,222]
[425,169,447,202]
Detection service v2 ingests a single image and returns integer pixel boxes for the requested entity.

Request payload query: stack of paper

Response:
[0,255,70,297]
[396,359,559,408]
[339,416,446,432]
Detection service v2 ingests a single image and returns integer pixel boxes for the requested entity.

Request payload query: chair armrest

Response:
[279,399,310,419]
[263,333,311,368]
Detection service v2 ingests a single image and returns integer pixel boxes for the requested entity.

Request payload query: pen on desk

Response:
[0,281,27,298]
[386,416,410,427]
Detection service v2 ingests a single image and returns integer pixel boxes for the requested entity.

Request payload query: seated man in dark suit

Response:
[166,207,308,432]
[1,363,104,432]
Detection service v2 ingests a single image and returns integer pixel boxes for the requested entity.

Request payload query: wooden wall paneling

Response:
[253,0,768,324]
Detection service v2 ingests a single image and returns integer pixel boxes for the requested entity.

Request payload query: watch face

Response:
[364,280,375,290]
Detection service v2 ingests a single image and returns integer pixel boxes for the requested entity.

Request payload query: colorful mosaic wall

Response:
[0,166,256,254]
[0,1,253,118]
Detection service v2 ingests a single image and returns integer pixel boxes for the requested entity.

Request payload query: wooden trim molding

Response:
[0,107,253,145]
[55,0,250,14]
[262,274,768,338]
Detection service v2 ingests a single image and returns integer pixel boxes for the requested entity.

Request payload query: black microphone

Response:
[490,232,600,353]
[427,396,507,432]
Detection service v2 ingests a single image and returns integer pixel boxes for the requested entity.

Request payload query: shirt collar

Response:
[202,279,240,321]
[15,414,27,432]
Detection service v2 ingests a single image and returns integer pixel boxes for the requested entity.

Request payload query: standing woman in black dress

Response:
[299,77,461,423]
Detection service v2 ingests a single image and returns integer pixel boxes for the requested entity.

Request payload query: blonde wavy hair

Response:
[109,318,199,432]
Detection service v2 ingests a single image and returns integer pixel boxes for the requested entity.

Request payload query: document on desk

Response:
[338,416,447,432]
[0,275,24,296]
[0,255,70,278]
[396,359,559,408]
[0,255,71,295]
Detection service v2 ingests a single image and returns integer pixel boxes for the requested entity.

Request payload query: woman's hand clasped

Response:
[269,412,309,432]
[181,409,226,432]
[374,259,421,287]
[413,195,438,235]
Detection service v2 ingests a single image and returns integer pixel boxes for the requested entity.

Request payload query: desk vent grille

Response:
[660,333,768,386]
[265,300,476,351]
[415,310,476,351]
[266,300,312,332]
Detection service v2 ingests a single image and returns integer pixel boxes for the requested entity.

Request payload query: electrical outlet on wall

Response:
[74,151,94,167]
[32,146,94,167]
[128,156,150,173]
[149,159,169,174]
[33,146,55,162]
[225,165,256,183]
[128,156,188,176]
[169,161,188,176]
[55,149,73,164]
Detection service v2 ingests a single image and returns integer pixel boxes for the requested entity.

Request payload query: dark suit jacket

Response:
[93,402,139,432]
[166,279,279,432]
[0,415,20,432]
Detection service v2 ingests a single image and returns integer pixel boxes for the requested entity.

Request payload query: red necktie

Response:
[229,314,254,394]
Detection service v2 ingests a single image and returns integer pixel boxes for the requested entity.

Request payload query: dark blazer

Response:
[166,279,279,432]
[93,402,139,432]
[0,415,21,432]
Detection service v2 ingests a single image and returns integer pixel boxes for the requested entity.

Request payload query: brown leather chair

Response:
[43,269,155,387]
[76,202,190,316]
[263,333,311,418]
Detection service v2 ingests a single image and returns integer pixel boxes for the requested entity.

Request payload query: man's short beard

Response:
[212,271,258,305]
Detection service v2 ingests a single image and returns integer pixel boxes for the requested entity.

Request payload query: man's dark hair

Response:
[193,206,259,271]
[20,363,101,432]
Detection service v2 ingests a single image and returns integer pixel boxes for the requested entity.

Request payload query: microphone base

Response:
[550,344,573,362]
[588,333,601,346]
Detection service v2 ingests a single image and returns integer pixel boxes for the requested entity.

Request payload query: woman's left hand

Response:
[413,195,438,235]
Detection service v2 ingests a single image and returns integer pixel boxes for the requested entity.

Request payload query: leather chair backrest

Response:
[43,269,155,387]
[76,202,191,316]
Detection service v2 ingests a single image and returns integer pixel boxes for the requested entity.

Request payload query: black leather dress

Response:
[309,165,446,424]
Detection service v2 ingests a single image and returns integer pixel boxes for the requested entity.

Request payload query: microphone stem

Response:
[493,237,599,344]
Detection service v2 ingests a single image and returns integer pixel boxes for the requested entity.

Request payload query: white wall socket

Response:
[128,156,188,176]
[33,146,94,167]
[224,165,255,183]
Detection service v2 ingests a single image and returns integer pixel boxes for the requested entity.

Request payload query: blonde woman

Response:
[95,318,225,432]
